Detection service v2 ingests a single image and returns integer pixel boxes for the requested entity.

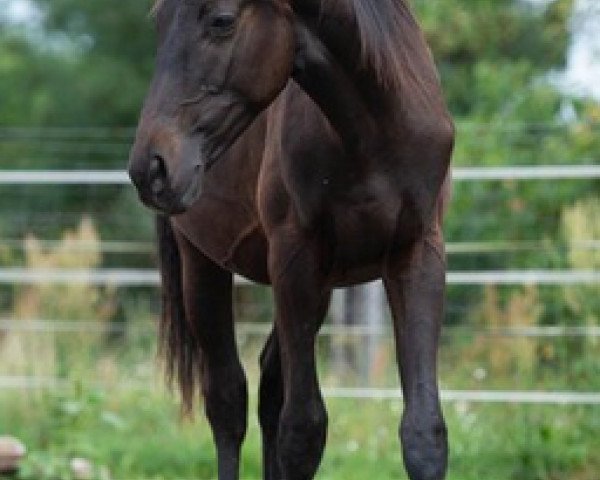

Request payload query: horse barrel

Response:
[0,436,26,474]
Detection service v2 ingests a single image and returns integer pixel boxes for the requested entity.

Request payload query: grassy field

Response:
[1,383,599,480]
[1,312,599,480]
[1,240,598,480]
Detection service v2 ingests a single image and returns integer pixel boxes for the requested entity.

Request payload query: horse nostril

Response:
[152,177,166,196]
[149,154,168,196]
[150,154,166,176]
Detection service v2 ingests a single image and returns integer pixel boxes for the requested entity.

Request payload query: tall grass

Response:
[1,217,599,480]
[1,387,599,480]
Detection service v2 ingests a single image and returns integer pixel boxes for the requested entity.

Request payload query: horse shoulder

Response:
[259,82,346,231]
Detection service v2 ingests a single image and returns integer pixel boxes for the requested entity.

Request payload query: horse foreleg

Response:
[258,330,283,480]
[175,231,248,480]
[384,230,448,480]
[269,234,330,480]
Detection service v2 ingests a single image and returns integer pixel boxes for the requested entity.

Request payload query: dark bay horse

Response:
[128,0,454,479]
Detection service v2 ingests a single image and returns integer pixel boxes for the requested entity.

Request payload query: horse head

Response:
[129,0,295,214]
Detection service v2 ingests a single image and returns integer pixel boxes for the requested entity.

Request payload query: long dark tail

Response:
[156,215,202,413]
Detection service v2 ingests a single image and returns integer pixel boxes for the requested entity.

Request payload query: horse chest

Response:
[331,182,405,272]
[278,164,407,282]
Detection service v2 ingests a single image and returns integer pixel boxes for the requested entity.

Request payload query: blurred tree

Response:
[0,0,597,324]
[0,0,154,127]
[0,0,577,127]
[0,0,156,243]
[416,0,574,118]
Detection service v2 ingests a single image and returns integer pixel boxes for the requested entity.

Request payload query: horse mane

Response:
[150,0,166,17]
[322,0,436,89]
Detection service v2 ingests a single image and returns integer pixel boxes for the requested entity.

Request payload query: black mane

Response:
[322,0,436,88]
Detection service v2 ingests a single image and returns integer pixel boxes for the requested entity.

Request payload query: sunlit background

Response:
[0,0,599,479]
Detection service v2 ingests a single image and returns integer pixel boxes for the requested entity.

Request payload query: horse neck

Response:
[291,22,375,154]
[292,2,446,157]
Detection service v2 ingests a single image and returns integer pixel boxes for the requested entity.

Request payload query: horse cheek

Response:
[232,10,294,104]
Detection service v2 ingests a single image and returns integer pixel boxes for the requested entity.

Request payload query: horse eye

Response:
[209,12,236,37]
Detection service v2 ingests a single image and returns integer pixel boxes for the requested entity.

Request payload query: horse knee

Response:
[203,363,248,446]
[278,402,328,479]
[400,414,448,480]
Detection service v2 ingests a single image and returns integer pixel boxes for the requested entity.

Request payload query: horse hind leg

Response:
[258,329,283,480]
[172,227,248,480]
[383,214,448,480]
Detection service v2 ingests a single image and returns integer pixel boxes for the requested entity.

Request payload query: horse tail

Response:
[155,215,202,414]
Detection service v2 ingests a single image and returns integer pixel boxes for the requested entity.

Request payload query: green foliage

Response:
[0,2,598,478]
[1,389,599,480]
[37,0,155,62]
[0,0,578,127]
[415,0,574,118]
[0,0,155,127]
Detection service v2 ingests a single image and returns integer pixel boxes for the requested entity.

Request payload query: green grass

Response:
[1,384,599,480]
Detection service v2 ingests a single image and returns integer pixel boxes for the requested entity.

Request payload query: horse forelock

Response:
[322,0,431,89]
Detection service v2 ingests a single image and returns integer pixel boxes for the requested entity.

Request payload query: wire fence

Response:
[1,375,599,404]
[0,267,598,286]
[0,164,598,405]
[1,239,599,256]
[1,165,600,184]
[0,121,598,137]
[2,319,600,338]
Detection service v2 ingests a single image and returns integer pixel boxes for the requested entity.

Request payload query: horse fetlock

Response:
[277,411,328,479]
[204,369,248,445]
[208,402,248,448]
[279,407,328,445]
[400,416,448,480]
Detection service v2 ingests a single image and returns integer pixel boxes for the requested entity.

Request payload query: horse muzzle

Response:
[128,148,203,216]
